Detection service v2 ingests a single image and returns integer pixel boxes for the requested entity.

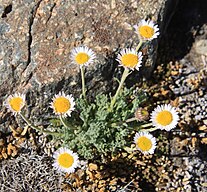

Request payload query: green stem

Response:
[110,68,130,111]
[140,122,152,128]
[136,39,143,52]
[130,123,154,132]
[80,66,86,99]
[59,115,76,142]
[142,127,159,132]
[19,112,62,137]
[125,117,137,123]
[59,115,69,129]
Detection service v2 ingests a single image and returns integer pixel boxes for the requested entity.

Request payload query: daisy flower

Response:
[134,131,156,155]
[116,48,143,70]
[5,93,26,115]
[70,46,96,67]
[53,147,79,174]
[150,104,179,131]
[134,19,159,41]
[50,92,75,117]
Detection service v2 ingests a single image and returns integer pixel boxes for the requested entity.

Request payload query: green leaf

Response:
[58,87,148,160]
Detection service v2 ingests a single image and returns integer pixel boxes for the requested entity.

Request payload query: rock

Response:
[195,39,207,56]
[0,0,176,128]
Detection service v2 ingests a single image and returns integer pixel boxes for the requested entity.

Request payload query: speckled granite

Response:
[0,0,171,128]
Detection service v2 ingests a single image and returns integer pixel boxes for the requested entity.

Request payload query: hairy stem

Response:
[19,112,62,137]
[136,39,143,52]
[142,127,159,132]
[140,122,153,128]
[59,115,69,129]
[125,117,137,123]
[80,66,86,99]
[110,68,130,111]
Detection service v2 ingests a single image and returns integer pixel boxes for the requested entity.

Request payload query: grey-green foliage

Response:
[62,88,146,160]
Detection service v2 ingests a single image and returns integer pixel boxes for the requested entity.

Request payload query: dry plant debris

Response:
[0,150,64,192]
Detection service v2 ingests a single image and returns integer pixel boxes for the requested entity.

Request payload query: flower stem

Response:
[19,112,62,137]
[143,127,159,132]
[136,39,143,52]
[59,115,67,141]
[140,122,152,128]
[110,68,130,111]
[125,117,137,123]
[59,115,69,129]
[80,66,86,99]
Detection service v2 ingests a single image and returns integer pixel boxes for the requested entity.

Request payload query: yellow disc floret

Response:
[139,26,155,39]
[136,136,152,151]
[53,147,79,173]
[51,92,75,117]
[5,93,25,115]
[121,53,138,68]
[75,52,90,65]
[116,48,143,71]
[156,110,173,126]
[134,132,156,154]
[71,46,96,67]
[58,153,74,168]
[150,104,179,131]
[134,20,159,41]
[53,97,71,113]
[9,97,23,112]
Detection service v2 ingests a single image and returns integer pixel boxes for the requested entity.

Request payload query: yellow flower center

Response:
[141,109,149,116]
[58,153,74,168]
[137,136,152,151]
[139,25,154,38]
[121,53,138,68]
[156,110,173,126]
[75,52,90,65]
[53,97,71,113]
[9,97,23,112]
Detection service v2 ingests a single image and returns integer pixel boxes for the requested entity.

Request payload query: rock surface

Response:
[0,0,171,128]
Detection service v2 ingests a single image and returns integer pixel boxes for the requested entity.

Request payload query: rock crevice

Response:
[27,0,43,67]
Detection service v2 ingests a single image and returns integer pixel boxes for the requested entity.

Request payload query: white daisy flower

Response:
[50,92,75,117]
[53,147,79,174]
[70,46,96,67]
[5,93,26,115]
[134,131,157,155]
[134,19,159,41]
[150,104,179,131]
[116,48,143,70]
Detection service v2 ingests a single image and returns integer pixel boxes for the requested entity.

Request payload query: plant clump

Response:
[4,19,180,175]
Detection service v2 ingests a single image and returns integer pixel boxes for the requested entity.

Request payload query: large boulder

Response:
[0,0,176,129]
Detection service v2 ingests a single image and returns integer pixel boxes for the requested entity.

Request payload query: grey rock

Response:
[0,21,10,35]
[0,0,176,128]
[195,39,207,56]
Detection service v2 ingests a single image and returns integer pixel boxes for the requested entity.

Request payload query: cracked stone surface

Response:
[0,0,174,129]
